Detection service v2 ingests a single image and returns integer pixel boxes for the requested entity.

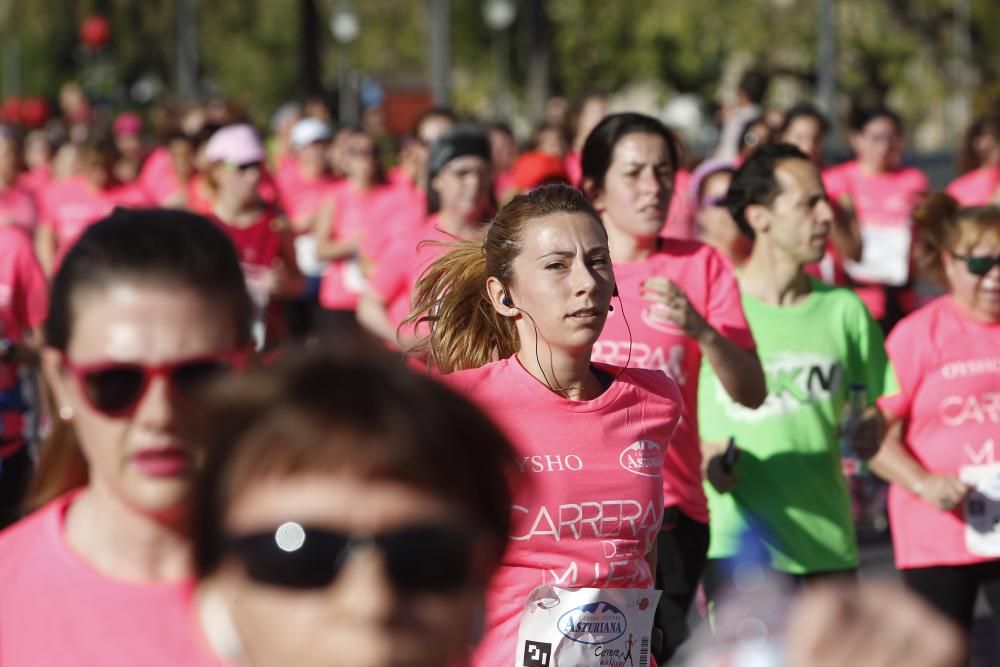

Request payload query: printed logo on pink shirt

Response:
[941,358,1000,380]
[592,340,687,384]
[941,393,1000,427]
[619,441,664,478]
[557,601,627,645]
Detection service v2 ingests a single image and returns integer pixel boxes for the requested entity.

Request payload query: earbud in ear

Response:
[609,304,614,312]
[613,284,619,298]
[501,287,513,309]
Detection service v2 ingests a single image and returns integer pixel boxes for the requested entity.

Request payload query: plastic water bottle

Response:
[840,383,867,477]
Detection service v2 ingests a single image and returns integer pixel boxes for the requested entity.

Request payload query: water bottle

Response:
[840,383,867,477]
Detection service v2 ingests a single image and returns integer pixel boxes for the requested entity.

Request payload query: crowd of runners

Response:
[0,67,996,666]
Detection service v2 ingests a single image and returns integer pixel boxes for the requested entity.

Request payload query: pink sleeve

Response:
[367,239,409,304]
[876,325,919,420]
[13,235,48,328]
[822,165,846,200]
[703,247,756,349]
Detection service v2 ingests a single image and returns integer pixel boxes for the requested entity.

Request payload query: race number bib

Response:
[961,464,1000,557]
[844,225,911,286]
[294,235,325,277]
[342,258,367,294]
[515,585,659,667]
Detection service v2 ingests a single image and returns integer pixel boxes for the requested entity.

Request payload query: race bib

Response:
[961,464,1000,557]
[343,258,367,294]
[294,234,325,277]
[515,585,659,667]
[844,225,911,286]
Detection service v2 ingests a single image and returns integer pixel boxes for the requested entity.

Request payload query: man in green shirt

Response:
[699,144,890,598]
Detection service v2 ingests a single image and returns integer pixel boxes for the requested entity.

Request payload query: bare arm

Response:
[642,277,767,408]
[831,196,863,262]
[868,420,970,511]
[314,199,361,261]
[35,225,56,277]
[356,289,400,346]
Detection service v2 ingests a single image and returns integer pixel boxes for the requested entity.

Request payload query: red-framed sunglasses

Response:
[61,350,250,418]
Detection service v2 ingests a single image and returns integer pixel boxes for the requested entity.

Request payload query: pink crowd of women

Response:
[0,76,996,667]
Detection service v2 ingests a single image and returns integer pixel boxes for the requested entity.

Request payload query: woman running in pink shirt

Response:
[870,193,1000,640]
[0,208,254,666]
[580,113,766,662]
[408,184,683,666]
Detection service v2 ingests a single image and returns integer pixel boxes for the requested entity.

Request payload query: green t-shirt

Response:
[699,278,893,573]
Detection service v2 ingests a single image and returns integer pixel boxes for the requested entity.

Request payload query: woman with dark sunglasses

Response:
[869,193,1000,645]
[0,208,254,666]
[189,348,512,667]
[204,123,305,349]
[581,113,766,663]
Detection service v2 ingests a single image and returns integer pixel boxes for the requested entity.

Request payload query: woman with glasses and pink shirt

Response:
[0,208,254,666]
[869,193,1000,644]
[203,124,305,348]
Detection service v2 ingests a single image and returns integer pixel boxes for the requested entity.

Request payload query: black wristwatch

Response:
[0,338,15,363]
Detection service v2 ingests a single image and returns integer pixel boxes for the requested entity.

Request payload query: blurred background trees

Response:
[0,0,998,150]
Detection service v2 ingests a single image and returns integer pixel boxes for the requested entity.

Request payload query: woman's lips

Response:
[131,447,189,477]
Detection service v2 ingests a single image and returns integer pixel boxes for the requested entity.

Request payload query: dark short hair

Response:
[739,69,770,105]
[190,347,515,577]
[46,207,254,351]
[581,112,683,192]
[780,103,829,135]
[724,143,810,239]
[849,105,902,134]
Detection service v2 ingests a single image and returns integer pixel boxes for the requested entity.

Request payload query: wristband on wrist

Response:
[910,480,926,497]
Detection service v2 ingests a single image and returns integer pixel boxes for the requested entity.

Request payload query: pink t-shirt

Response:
[822,160,928,319]
[40,177,153,263]
[274,166,341,232]
[564,150,582,187]
[138,147,177,204]
[661,169,694,240]
[17,166,52,200]
[318,182,397,310]
[592,240,755,523]
[445,357,681,667]
[946,167,1000,207]
[359,179,426,270]
[877,296,1000,569]
[0,226,47,451]
[0,493,226,666]
[0,184,38,234]
[367,216,459,329]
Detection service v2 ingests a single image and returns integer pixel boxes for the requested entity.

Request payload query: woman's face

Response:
[213,473,486,667]
[851,116,902,172]
[781,116,824,165]
[24,132,51,170]
[696,171,747,257]
[43,284,241,520]
[504,211,615,357]
[591,132,674,242]
[431,155,491,222]
[168,138,195,182]
[944,227,1000,322]
[214,160,262,205]
[342,133,376,185]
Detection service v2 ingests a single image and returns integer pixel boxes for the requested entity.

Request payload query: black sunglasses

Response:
[952,252,1000,277]
[226,522,479,594]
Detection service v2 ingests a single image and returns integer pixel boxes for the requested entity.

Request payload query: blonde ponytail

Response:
[405,241,518,373]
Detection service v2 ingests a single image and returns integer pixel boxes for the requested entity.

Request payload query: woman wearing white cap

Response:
[204,123,305,349]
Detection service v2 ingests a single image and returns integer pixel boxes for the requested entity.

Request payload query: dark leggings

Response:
[652,507,710,663]
[0,444,33,529]
[903,561,1000,630]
